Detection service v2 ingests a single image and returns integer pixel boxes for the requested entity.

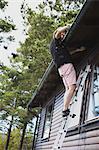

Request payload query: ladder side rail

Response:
[55,65,91,150]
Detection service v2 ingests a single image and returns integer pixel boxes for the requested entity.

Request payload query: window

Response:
[87,65,99,120]
[42,103,53,140]
[68,65,91,128]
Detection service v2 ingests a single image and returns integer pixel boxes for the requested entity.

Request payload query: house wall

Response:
[34,48,99,150]
[35,92,99,150]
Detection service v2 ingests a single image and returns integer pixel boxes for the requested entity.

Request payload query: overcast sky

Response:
[0,0,43,66]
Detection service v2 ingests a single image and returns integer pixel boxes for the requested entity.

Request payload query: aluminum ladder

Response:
[52,65,91,150]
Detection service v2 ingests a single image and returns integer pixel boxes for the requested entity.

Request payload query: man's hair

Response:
[53,25,71,39]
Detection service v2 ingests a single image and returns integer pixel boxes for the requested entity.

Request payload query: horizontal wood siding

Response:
[35,129,99,150]
[35,90,99,150]
[35,92,64,149]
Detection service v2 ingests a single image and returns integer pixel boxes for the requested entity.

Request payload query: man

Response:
[50,26,76,117]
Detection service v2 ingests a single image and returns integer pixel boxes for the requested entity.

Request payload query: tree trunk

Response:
[5,115,13,150]
[19,122,27,150]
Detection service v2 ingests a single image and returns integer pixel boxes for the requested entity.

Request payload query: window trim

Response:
[41,100,54,141]
[81,118,99,132]
[85,65,99,122]
[67,65,91,129]
[80,65,99,131]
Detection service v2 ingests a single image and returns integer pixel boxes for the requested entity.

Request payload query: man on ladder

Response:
[50,26,77,117]
[50,26,91,150]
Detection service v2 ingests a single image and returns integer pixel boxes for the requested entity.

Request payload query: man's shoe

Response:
[62,108,70,117]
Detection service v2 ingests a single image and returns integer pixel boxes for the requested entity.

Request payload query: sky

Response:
[0,0,43,66]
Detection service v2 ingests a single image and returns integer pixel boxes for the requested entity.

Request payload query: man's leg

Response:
[58,63,76,116]
[63,84,76,111]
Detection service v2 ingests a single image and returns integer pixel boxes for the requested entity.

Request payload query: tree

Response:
[0,132,6,150]
[0,0,8,9]
[0,64,39,150]
[0,0,15,49]
[5,116,13,150]
[18,108,38,150]
[8,128,20,150]
[0,65,20,150]
[37,0,85,24]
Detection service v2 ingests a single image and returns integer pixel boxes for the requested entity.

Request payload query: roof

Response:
[28,0,99,108]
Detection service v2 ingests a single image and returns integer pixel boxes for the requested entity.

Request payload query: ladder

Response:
[52,65,91,150]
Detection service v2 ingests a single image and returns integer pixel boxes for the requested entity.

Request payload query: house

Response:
[28,0,99,149]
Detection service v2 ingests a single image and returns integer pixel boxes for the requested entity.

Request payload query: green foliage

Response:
[0,0,8,9]
[8,129,20,150]
[0,19,15,33]
[0,0,15,47]
[15,11,53,92]
[0,63,38,149]
[37,0,85,25]
[22,133,33,150]
[0,64,38,116]
[0,133,6,150]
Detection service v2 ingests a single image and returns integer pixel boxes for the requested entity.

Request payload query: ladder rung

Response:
[54,146,60,149]
[70,114,76,118]
[59,130,67,134]
[59,130,64,134]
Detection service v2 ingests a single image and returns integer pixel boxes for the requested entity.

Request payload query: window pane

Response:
[42,104,53,139]
[87,66,99,120]
[68,65,91,128]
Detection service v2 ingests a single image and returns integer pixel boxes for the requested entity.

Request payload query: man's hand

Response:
[53,26,69,39]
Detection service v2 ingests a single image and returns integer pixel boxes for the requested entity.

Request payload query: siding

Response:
[35,92,64,150]
[35,90,99,150]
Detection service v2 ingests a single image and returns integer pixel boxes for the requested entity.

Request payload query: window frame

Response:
[80,65,99,132]
[41,100,54,141]
[67,65,91,129]
[85,65,99,122]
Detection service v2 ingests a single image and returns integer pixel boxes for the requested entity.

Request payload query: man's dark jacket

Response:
[50,38,72,68]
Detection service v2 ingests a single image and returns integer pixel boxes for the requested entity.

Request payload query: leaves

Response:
[0,0,8,10]
[0,0,16,49]
[0,19,15,33]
